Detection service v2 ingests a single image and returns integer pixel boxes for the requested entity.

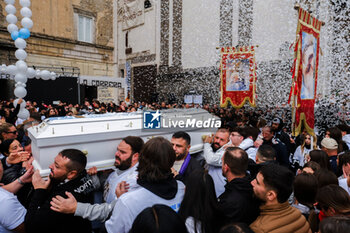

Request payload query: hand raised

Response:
[32,170,50,189]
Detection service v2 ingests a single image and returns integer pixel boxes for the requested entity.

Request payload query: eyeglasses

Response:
[6,131,18,134]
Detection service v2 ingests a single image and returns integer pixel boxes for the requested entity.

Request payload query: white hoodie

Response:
[239,138,258,161]
[105,181,185,233]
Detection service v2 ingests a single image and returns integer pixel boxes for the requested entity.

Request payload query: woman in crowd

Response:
[0,139,30,185]
[293,133,317,168]
[309,150,332,171]
[316,184,350,218]
[326,127,349,153]
[178,170,219,233]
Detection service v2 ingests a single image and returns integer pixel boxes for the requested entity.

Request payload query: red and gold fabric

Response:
[289,7,323,137]
[220,46,257,108]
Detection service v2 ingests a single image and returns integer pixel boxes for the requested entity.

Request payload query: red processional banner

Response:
[289,7,323,137]
[220,46,257,108]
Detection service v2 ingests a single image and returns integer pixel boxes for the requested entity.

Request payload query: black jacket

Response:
[25,171,94,233]
[217,177,260,227]
[175,155,203,185]
[263,139,290,167]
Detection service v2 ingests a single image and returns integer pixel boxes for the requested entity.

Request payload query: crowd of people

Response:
[1,98,350,233]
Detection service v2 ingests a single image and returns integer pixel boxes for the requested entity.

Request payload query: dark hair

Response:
[314,169,338,189]
[302,161,321,173]
[220,223,255,233]
[246,126,260,141]
[137,137,175,182]
[256,144,276,162]
[231,127,248,139]
[223,147,248,176]
[339,152,350,169]
[263,126,275,134]
[122,136,144,154]
[327,127,347,153]
[59,149,87,174]
[172,131,191,145]
[293,173,318,206]
[316,184,350,215]
[337,124,350,134]
[0,139,15,155]
[309,150,332,171]
[259,164,294,203]
[319,216,350,233]
[178,170,218,233]
[0,123,15,140]
[130,204,188,233]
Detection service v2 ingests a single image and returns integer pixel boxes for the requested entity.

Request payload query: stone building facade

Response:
[0,0,124,104]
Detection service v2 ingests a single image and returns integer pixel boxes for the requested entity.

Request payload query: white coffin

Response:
[28,109,220,177]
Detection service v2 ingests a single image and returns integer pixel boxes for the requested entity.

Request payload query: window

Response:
[78,15,93,43]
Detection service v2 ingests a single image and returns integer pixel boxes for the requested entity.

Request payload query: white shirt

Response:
[339,178,350,195]
[105,180,185,233]
[239,138,257,161]
[103,163,138,203]
[0,187,26,233]
[201,142,230,197]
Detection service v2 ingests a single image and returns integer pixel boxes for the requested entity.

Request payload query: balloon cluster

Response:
[2,0,57,120]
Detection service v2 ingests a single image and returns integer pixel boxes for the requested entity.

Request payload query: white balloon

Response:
[17,108,29,120]
[15,38,27,49]
[19,0,31,8]
[7,65,17,75]
[50,72,57,80]
[15,73,27,83]
[6,14,17,24]
[26,67,36,78]
[13,98,26,108]
[41,70,51,80]
[16,60,27,74]
[0,64,7,74]
[5,0,15,5]
[7,23,18,33]
[20,7,32,18]
[15,49,27,60]
[35,69,41,78]
[5,4,16,14]
[14,86,27,98]
[15,82,26,87]
[21,17,33,29]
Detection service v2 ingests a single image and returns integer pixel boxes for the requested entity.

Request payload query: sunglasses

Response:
[6,131,18,134]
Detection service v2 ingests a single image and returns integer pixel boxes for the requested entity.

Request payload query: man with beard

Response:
[201,127,231,197]
[49,136,144,224]
[103,136,144,203]
[25,149,95,233]
[171,131,203,185]
[250,164,311,233]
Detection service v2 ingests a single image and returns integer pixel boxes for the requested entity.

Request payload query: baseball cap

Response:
[321,138,338,150]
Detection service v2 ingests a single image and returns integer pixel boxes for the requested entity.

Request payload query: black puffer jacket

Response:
[25,171,94,233]
[217,176,260,227]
